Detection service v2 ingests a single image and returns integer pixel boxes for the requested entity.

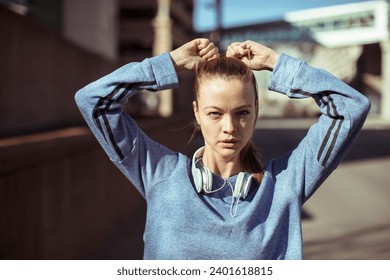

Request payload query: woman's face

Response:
[193,77,257,161]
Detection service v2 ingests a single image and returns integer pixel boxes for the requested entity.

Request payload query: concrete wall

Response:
[0,7,114,137]
[63,0,118,61]
[0,128,145,259]
[0,7,146,259]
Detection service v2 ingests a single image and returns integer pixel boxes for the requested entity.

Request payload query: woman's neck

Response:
[202,148,243,179]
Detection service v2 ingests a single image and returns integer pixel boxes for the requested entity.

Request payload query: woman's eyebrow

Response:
[203,104,252,110]
[204,106,222,110]
[235,104,252,110]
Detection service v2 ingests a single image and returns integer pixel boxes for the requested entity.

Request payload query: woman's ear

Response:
[192,101,200,125]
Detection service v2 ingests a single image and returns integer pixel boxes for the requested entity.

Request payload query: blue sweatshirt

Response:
[75,53,370,259]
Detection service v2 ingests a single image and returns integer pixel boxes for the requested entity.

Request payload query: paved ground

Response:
[255,118,390,260]
[302,157,390,259]
[92,116,390,260]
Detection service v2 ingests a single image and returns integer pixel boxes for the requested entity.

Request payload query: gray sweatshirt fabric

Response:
[75,53,370,259]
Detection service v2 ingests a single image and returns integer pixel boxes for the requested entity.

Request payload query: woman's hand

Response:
[169,38,219,71]
[226,40,280,71]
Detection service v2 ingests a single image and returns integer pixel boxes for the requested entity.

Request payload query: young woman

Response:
[75,38,370,259]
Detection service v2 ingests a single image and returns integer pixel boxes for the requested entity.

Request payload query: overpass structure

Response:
[218,0,390,119]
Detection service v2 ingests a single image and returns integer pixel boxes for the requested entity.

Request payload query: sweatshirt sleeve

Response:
[74,53,180,198]
[267,54,371,204]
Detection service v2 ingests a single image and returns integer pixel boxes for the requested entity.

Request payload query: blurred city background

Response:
[0,0,389,259]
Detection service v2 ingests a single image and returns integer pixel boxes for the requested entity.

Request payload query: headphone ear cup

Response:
[193,168,203,193]
[202,165,213,193]
[191,147,206,193]
[242,173,253,199]
[233,172,253,199]
[233,172,245,199]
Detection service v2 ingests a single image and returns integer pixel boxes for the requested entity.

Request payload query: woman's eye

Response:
[238,110,250,116]
[208,112,221,117]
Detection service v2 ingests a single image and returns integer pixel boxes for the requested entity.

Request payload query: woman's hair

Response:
[192,56,264,183]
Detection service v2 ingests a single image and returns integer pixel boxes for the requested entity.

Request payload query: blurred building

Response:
[0,0,195,259]
[1,0,195,116]
[65,0,195,116]
[209,0,390,120]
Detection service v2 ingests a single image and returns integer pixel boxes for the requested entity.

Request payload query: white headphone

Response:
[191,146,253,199]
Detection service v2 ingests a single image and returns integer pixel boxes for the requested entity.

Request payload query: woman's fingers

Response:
[226,42,245,58]
[198,41,219,60]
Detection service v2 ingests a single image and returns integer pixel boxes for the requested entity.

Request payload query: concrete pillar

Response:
[381,39,390,120]
[153,0,173,117]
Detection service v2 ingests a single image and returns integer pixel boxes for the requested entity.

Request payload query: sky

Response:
[193,0,380,32]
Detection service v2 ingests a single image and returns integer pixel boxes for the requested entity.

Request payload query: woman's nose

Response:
[222,115,236,134]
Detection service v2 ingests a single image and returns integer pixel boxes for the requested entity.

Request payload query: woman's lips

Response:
[220,139,239,147]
